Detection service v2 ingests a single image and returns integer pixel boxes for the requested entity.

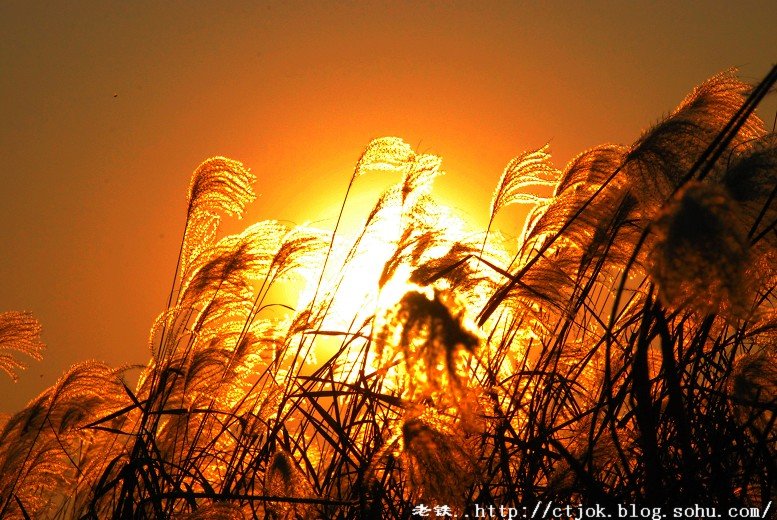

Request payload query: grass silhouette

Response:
[1,68,776,519]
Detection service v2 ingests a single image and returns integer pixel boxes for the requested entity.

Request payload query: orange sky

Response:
[1,1,775,413]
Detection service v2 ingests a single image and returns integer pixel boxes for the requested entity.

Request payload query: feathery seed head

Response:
[0,311,45,382]
[187,156,256,219]
[649,182,752,315]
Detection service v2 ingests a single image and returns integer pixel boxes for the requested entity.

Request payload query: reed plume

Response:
[0,311,45,382]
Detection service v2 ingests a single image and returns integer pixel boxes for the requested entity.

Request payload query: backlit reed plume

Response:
[0,311,44,381]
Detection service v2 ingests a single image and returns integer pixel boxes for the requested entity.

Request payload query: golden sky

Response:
[1,1,775,412]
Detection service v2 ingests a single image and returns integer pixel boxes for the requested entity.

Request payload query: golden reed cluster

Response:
[0,69,776,518]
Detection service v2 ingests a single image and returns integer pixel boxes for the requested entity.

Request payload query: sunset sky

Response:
[1,1,775,413]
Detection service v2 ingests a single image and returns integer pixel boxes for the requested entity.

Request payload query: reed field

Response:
[1,68,776,519]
